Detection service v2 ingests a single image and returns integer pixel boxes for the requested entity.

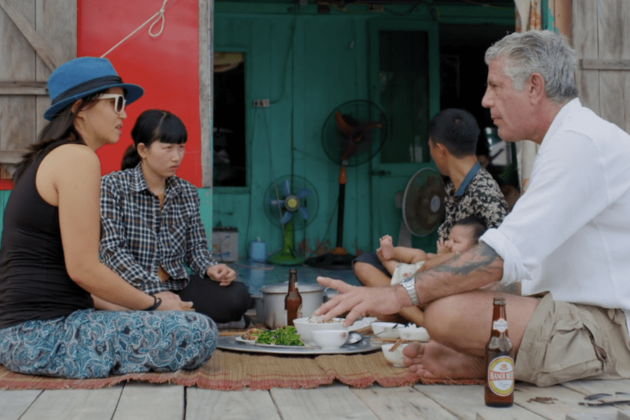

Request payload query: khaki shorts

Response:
[515,293,630,387]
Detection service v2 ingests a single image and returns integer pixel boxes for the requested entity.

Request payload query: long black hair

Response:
[13,92,102,183]
[121,110,188,170]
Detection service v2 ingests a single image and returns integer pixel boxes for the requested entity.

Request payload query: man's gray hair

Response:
[485,30,579,103]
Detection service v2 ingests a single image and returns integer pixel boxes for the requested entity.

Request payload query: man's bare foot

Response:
[379,235,394,260]
[402,341,485,380]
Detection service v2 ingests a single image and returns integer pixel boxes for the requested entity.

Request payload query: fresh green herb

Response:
[253,326,304,346]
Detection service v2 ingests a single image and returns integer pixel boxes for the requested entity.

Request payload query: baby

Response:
[377,216,487,285]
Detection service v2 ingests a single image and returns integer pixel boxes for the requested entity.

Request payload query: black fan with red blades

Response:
[306,100,387,269]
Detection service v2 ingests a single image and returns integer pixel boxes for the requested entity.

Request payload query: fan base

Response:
[305,251,355,270]
[267,249,306,266]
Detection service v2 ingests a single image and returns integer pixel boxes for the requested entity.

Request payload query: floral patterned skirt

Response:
[0,309,217,379]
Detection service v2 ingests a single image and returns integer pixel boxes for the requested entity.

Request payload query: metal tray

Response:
[217,335,382,356]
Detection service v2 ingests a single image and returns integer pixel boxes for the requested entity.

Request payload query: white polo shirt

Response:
[481,99,630,334]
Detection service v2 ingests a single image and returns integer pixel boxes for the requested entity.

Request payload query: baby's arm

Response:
[418,251,457,272]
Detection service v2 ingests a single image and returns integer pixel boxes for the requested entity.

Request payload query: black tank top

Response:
[0,140,93,329]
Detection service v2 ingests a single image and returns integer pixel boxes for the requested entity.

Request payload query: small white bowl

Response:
[399,325,430,342]
[293,317,347,346]
[381,343,409,367]
[371,322,401,339]
[312,330,349,349]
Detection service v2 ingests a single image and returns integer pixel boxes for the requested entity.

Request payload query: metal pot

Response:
[260,282,325,329]
[252,293,264,325]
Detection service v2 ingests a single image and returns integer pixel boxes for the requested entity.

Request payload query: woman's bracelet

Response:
[143,295,162,311]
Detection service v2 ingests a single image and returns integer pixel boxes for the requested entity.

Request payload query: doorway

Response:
[368,19,440,252]
[213,52,247,187]
[439,23,520,198]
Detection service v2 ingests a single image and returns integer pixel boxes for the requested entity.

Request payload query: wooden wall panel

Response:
[0,0,74,180]
[597,0,630,134]
[35,0,76,138]
[0,0,36,154]
[200,0,212,187]
[574,0,630,134]
[572,0,599,115]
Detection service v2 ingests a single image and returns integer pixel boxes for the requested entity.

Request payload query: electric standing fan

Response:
[306,100,387,269]
[264,175,319,265]
[396,167,446,247]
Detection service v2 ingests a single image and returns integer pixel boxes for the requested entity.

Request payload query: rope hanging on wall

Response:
[101,0,170,58]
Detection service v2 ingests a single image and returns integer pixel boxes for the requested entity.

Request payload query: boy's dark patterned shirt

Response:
[437,165,508,240]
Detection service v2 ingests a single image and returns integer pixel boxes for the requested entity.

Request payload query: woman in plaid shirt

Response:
[100,110,253,324]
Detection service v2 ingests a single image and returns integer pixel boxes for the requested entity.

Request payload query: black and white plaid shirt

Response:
[100,165,217,295]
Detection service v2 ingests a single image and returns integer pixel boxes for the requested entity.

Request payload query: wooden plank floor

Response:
[2,380,630,420]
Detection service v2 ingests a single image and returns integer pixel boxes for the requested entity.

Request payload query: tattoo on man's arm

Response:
[483,281,521,295]
[430,243,500,277]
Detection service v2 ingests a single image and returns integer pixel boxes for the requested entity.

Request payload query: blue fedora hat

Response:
[44,57,144,121]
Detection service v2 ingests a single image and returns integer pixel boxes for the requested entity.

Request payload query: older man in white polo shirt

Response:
[314,30,630,387]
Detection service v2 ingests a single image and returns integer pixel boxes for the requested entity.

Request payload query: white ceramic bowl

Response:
[381,343,409,367]
[312,330,349,349]
[371,322,401,339]
[399,325,430,342]
[293,317,347,346]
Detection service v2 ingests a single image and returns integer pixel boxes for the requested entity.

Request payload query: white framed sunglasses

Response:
[97,93,126,114]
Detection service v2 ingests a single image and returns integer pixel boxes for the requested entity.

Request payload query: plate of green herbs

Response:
[235,326,304,347]
[221,327,381,355]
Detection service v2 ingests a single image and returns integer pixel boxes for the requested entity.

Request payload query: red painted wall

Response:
[77,0,202,185]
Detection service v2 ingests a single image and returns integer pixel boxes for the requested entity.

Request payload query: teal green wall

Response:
[0,190,9,241]
[212,2,514,259]
[198,188,214,239]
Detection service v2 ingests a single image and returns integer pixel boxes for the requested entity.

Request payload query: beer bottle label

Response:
[487,356,515,396]
[492,318,508,332]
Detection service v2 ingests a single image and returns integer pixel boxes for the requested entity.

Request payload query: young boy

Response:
[377,216,486,285]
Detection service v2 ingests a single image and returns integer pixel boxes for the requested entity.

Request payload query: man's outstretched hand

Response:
[314,277,411,327]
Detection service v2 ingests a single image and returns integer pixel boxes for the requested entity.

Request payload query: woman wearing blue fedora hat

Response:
[0,57,218,379]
